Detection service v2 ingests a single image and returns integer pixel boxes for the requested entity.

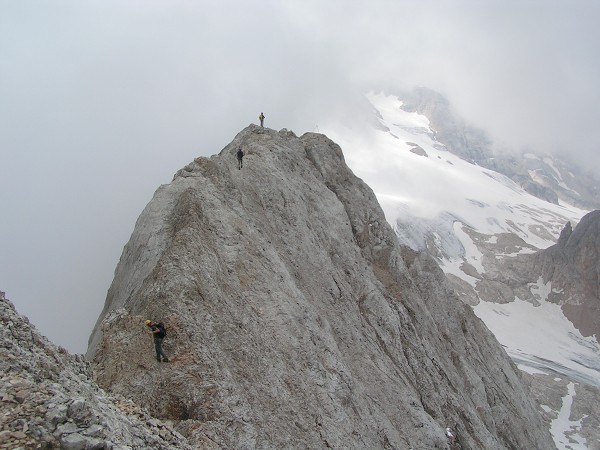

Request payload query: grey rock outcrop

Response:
[460,210,600,340]
[0,290,193,449]
[88,125,554,449]
[533,210,600,338]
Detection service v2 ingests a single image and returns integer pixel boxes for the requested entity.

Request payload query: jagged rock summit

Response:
[88,125,554,449]
[465,209,600,342]
[534,209,600,339]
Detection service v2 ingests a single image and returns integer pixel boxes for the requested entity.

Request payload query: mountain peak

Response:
[558,221,573,246]
[87,127,553,448]
[537,210,600,339]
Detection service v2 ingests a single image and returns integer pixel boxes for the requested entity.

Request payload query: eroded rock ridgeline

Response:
[534,210,600,338]
[0,291,193,450]
[448,210,600,340]
[88,125,554,449]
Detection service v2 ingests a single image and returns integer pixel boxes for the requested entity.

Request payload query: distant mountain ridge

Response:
[398,87,600,210]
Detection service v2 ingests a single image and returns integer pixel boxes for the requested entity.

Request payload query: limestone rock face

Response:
[533,210,600,338]
[0,291,193,450]
[88,125,554,449]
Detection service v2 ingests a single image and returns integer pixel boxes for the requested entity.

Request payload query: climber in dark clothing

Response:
[236,147,244,169]
[259,112,265,127]
[145,320,168,362]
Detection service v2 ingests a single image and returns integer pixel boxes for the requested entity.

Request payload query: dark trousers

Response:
[237,158,243,169]
[154,337,168,361]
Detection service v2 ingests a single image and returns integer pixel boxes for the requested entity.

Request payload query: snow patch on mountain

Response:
[550,383,588,450]
[453,222,485,273]
[473,298,600,387]
[529,276,553,303]
[326,92,587,257]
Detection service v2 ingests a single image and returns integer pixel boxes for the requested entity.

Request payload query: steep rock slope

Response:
[0,291,192,449]
[533,210,600,339]
[88,125,554,449]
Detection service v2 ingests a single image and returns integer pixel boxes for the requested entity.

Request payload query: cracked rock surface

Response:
[0,291,193,450]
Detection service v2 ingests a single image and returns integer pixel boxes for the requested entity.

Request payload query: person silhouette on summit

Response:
[236,147,244,169]
[145,320,169,362]
[259,112,265,127]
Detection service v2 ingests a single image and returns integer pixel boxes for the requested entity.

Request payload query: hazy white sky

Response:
[1,0,599,353]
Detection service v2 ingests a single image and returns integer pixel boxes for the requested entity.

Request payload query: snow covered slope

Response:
[326,92,586,253]
[323,91,600,449]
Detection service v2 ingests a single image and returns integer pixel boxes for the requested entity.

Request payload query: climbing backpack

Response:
[156,323,167,338]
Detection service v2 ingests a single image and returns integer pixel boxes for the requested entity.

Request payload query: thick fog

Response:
[1,0,599,352]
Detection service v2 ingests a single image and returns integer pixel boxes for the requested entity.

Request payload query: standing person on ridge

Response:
[259,112,265,127]
[236,147,244,170]
[145,320,169,362]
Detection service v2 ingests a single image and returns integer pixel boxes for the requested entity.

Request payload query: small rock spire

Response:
[557,221,572,246]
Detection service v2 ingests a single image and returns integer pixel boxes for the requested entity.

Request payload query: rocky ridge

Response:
[88,125,554,449]
[0,290,192,450]
[450,210,600,339]
[533,210,600,339]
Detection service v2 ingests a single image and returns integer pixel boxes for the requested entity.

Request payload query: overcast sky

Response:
[1,0,599,353]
